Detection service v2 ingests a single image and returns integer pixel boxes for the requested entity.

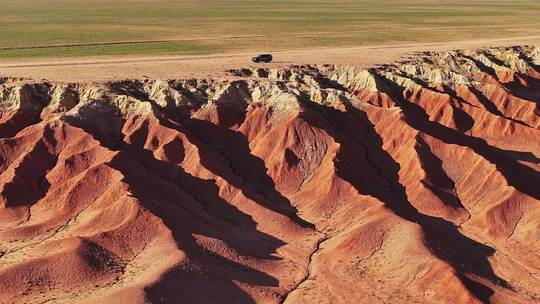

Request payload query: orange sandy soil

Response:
[0,46,538,303]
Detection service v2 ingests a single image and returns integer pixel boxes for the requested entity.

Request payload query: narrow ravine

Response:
[280,231,331,304]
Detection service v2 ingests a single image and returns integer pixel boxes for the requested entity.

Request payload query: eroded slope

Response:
[0,46,538,304]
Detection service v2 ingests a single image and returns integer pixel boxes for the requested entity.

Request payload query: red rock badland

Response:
[0,46,538,304]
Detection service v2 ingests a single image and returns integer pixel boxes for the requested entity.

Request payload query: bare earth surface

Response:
[1,36,540,82]
[0,45,538,304]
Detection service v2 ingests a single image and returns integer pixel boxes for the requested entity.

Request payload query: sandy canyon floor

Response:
[0,45,538,304]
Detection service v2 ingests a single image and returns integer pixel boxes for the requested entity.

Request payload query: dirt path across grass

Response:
[1,35,539,82]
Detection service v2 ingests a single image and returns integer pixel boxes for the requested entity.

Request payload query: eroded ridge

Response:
[0,46,538,304]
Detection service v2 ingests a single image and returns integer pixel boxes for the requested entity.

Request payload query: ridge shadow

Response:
[414,135,467,212]
[184,116,315,230]
[66,115,286,304]
[297,90,512,303]
[373,73,540,201]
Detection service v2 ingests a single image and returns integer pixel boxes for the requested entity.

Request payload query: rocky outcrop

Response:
[0,46,538,304]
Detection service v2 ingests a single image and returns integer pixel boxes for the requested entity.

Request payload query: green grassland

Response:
[1,0,539,59]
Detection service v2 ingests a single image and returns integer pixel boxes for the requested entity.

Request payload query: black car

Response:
[252,54,273,63]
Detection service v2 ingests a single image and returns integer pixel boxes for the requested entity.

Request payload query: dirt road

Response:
[1,36,539,82]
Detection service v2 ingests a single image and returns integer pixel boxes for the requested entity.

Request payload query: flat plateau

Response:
[1,36,540,82]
